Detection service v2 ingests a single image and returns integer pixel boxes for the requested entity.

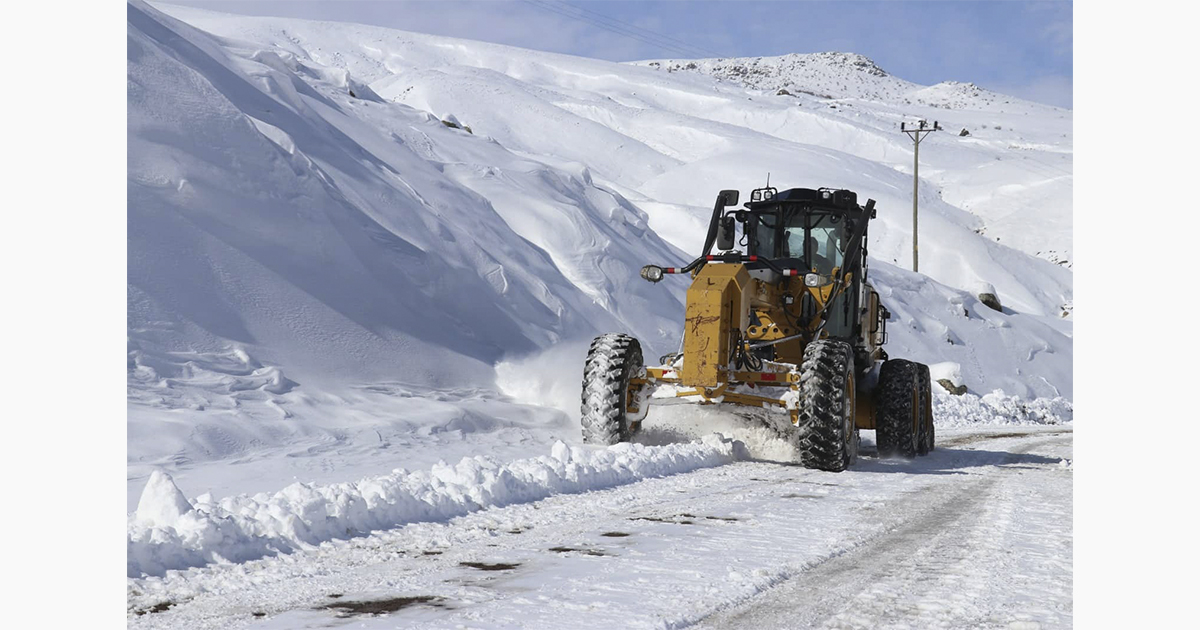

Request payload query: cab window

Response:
[787,211,844,273]
[752,212,778,258]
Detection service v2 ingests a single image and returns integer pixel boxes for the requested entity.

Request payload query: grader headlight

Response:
[804,272,829,287]
[641,265,665,283]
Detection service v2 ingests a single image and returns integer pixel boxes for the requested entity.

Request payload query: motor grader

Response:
[580,186,934,471]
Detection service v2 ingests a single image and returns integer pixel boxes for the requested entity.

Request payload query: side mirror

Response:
[718,189,739,207]
[716,216,735,251]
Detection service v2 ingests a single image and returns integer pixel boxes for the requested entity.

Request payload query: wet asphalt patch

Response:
[460,561,521,571]
[630,512,700,524]
[548,546,610,556]
[630,512,741,525]
[321,595,443,617]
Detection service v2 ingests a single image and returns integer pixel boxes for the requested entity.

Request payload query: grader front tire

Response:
[580,334,644,445]
[796,339,858,472]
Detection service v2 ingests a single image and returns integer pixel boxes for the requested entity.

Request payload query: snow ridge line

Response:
[127,435,749,578]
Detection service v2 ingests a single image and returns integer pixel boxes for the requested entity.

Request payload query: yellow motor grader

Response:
[581,186,934,471]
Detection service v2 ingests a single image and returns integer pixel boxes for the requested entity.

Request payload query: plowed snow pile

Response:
[128,435,746,577]
[127,0,1071,543]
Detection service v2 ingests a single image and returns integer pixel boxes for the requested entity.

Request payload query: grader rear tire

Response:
[580,334,644,445]
[877,359,920,458]
[916,363,935,455]
[796,339,858,472]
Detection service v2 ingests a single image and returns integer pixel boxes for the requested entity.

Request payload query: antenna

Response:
[766,172,770,188]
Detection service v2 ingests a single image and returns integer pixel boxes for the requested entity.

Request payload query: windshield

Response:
[751,207,845,273]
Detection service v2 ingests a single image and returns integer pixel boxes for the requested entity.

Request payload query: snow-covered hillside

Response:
[128,1,1071,513]
[632,53,1074,267]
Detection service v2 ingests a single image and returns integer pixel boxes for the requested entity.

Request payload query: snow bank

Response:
[934,389,1072,427]
[127,435,747,577]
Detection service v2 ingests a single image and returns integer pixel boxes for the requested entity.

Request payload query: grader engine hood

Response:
[682,264,752,387]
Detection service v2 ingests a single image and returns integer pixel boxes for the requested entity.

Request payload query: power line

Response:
[524,0,703,58]
[561,1,722,58]
[523,0,718,60]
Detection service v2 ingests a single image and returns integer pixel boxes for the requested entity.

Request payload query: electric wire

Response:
[522,0,719,60]
[524,0,702,58]
[556,1,722,58]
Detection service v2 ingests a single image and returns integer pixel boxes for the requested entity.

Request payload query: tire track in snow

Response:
[693,433,1072,629]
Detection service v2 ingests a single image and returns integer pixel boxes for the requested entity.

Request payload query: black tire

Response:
[580,334,644,445]
[915,363,934,455]
[796,339,858,472]
[876,359,920,458]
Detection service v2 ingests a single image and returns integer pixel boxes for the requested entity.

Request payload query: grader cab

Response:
[581,186,935,471]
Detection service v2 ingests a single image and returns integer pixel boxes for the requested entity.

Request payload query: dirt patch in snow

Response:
[133,601,174,616]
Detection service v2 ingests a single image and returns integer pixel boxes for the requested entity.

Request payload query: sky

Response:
[163,1,1073,107]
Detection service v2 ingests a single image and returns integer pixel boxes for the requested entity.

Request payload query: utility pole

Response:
[900,119,940,273]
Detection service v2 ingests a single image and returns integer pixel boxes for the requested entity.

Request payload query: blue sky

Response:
[167,1,1073,108]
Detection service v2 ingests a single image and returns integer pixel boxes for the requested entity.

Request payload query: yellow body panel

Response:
[652,262,886,428]
[681,264,751,387]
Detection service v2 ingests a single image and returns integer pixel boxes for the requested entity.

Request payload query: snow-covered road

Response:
[129,426,1071,630]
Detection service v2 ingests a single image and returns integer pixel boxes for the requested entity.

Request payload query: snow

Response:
[928,361,963,387]
[135,471,196,530]
[934,389,1073,427]
[127,381,1069,580]
[632,53,1073,267]
[126,0,1072,592]
[127,427,1072,629]
[128,434,747,577]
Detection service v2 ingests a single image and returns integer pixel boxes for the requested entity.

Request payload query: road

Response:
[129,425,1072,630]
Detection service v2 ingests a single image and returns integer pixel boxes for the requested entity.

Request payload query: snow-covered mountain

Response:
[127,1,1071,515]
[631,53,1074,266]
